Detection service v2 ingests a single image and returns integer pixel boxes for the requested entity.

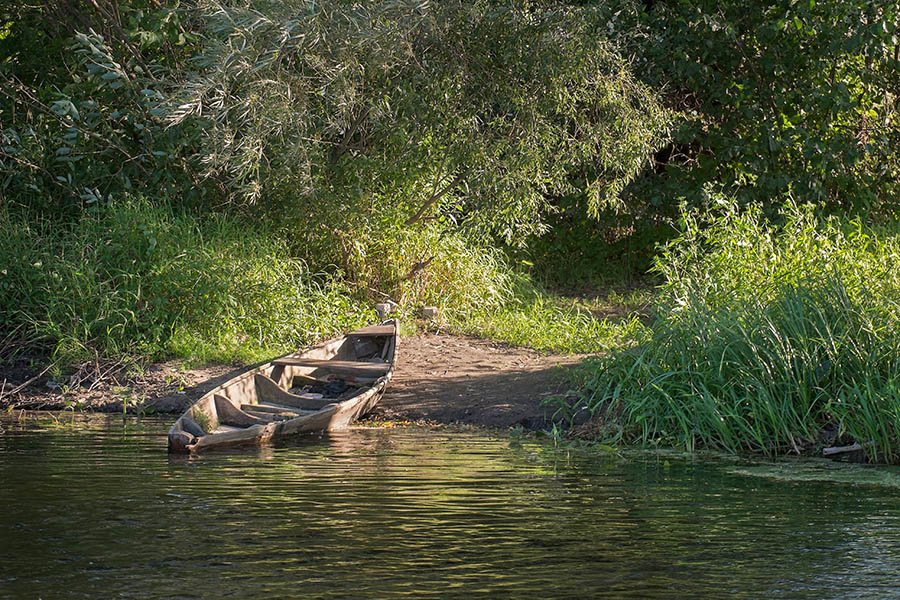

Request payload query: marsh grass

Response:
[566,201,900,462]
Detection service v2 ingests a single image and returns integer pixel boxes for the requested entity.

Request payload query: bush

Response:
[567,200,900,462]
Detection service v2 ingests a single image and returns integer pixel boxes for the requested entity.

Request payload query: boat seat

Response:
[258,401,319,414]
[242,403,303,415]
[254,374,337,410]
[348,325,394,337]
[269,358,391,376]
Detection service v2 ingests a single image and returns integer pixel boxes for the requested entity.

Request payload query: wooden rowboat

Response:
[167,320,397,453]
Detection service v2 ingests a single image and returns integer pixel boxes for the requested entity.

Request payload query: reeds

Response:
[570,201,900,462]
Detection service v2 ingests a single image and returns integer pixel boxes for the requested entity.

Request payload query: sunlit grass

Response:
[560,200,900,463]
[450,281,646,354]
[0,199,373,366]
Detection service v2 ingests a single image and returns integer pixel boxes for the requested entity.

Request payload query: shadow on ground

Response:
[371,333,588,429]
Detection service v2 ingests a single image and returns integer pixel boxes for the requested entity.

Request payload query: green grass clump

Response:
[566,201,900,462]
[452,280,645,354]
[0,200,371,365]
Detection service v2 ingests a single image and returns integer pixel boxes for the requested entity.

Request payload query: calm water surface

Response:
[2,414,900,599]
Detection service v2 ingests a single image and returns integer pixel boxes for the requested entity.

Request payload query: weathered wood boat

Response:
[167,321,397,453]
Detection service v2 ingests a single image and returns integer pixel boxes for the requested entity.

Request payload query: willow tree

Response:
[170,0,673,249]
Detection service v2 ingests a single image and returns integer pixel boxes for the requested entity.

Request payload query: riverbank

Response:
[0,333,586,429]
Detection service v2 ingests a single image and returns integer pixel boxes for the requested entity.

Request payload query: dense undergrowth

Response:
[0,199,618,365]
[562,202,900,462]
[0,0,670,366]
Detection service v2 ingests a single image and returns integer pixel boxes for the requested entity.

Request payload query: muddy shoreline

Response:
[0,333,588,429]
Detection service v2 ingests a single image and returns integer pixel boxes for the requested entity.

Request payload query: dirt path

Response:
[1,334,587,429]
[370,333,586,428]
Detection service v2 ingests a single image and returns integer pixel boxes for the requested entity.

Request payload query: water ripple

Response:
[2,416,900,598]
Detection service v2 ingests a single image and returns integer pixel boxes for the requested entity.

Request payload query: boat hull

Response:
[167,321,397,453]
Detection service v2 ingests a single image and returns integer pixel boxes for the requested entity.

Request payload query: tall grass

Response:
[1,198,618,370]
[567,201,900,462]
[0,200,371,364]
[280,203,623,354]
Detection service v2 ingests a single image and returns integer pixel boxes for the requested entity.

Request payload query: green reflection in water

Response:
[1,415,900,599]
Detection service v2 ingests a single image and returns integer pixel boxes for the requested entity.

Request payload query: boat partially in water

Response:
[167,321,397,453]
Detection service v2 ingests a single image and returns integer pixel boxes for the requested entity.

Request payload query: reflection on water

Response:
[2,415,900,599]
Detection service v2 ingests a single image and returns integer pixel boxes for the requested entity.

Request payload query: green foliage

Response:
[614,0,900,212]
[0,200,370,364]
[0,2,209,212]
[520,0,900,292]
[172,0,673,241]
[514,193,672,291]
[564,201,900,462]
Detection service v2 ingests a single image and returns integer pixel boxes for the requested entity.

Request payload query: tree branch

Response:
[405,172,464,226]
[329,106,371,165]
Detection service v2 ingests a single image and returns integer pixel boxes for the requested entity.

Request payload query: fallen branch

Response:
[0,359,60,403]
[823,442,864,456]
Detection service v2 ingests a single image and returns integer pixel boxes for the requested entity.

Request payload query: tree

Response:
[614,0,900,213]
[169,0,674,243]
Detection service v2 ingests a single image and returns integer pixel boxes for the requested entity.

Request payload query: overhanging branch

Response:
[405,172,464,226]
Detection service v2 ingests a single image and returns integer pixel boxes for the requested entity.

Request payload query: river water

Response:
[2,414,900,599]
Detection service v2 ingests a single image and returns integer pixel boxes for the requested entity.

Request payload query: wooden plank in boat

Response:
[348,325,394,337]
[270,358,391,376]
[241,410,289,423]
[215,394,268,427]
[254,374,336,410]
[242,403,302,415]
